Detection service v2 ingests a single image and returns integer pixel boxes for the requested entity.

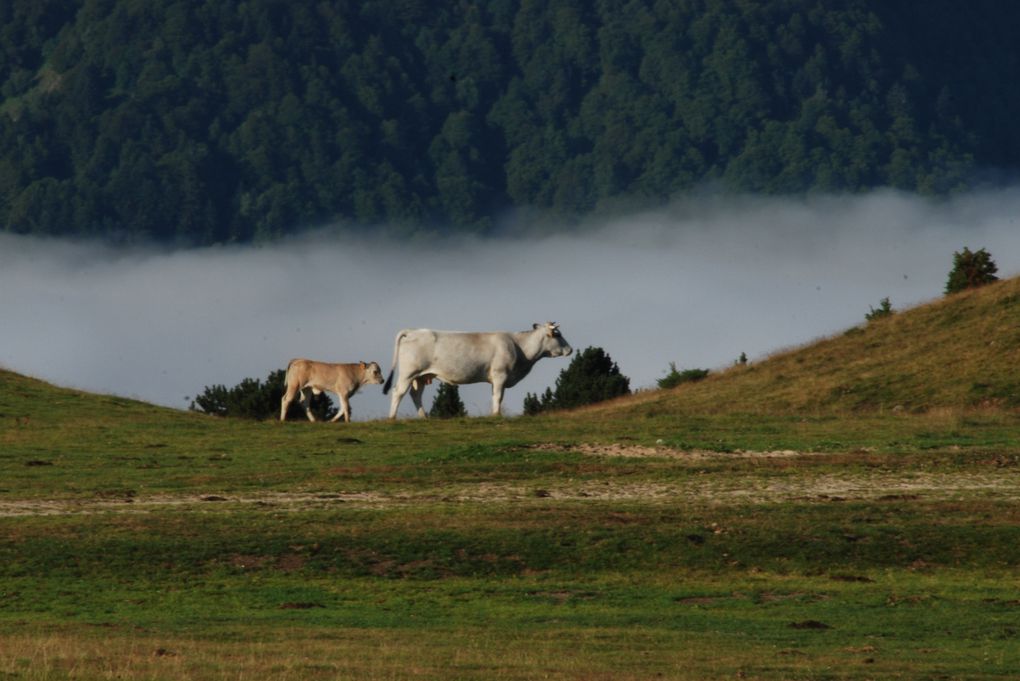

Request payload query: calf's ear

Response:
[360,361,366,368]
[533,323,540,329]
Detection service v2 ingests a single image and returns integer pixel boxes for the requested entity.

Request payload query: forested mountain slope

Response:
[2,0,1017,244]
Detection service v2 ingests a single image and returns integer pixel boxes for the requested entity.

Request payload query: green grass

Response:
[3,280,1020,678]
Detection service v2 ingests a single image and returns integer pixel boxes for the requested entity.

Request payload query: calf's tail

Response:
[382,330,407,394]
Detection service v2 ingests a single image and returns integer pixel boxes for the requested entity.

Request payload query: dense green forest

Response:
[2,0,1018,244]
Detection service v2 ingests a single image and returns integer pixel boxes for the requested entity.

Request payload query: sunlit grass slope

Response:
[0,368,181,424]
[596,274,1020,416]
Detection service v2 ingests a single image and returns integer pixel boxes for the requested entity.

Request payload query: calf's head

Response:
[360,361,385,385]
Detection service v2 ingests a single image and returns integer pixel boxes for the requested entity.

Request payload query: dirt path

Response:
[527,442,817,459]
[2,446,1017,517]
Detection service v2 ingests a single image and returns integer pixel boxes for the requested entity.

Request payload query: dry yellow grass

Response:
[587,275,1020,416]
[0,626,782,681]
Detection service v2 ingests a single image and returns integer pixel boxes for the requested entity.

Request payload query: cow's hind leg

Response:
[409,378,429,418]
[388,376,413,419]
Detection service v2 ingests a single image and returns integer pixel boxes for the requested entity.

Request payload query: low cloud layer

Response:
[3,190,1020,419]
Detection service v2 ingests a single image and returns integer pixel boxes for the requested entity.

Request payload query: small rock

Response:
[790,620,831,630]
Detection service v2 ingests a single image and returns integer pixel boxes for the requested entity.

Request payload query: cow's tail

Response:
[382,330,408,394]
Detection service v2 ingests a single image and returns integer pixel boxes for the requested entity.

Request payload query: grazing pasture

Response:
[2,278,1020,679]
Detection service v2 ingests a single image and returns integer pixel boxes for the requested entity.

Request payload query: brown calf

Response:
[280,359,384,423]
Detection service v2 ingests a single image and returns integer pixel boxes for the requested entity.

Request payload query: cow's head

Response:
[532,322,573,358]
[360,361,385,385]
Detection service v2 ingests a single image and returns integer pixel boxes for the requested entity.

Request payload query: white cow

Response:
[383,322,572,418]
[280,359,385,423]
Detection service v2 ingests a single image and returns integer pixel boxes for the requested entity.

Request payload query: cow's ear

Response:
[360,361,366,368]
[533,323,540,330]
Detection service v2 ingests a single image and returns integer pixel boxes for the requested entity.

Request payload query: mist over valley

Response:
[4,190,1018,418]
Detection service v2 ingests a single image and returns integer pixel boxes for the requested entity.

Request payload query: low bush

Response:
[657,362,710,389]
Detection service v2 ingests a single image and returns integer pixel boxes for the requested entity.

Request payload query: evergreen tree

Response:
[429,382,467,418]
[657,362,710,389]
[523,347,629,413]
[945,247,998,295]
[865,297,894,321]
[523,387,554,415]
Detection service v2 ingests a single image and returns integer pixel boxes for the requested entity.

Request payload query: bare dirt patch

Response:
[526,443,817,460]
[0,491,401,518]
[2,449,1019,516]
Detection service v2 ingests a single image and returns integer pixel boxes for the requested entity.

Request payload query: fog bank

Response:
[3,190,1019,419]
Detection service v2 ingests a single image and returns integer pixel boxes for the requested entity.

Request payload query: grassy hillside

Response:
[597,274,1020,417]
[2,286,1020,679]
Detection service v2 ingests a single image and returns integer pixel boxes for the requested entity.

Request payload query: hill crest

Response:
[586,275,1020,416]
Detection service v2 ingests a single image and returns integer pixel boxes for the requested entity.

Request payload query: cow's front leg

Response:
[490,380,506,416]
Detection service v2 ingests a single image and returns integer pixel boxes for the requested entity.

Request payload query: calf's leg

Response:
[299,388,317,421]
[333,393,351,422]
[280,384,298,421]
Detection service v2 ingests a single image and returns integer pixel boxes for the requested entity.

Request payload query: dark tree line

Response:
[3,0,1019,244]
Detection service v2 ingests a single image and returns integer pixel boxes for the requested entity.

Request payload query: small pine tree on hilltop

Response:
[523,347,630,414]
[657,362,710,389]
[945,247,998,295]
[523,387,554,415]
[429,382,467,418]
[865,297,893,322]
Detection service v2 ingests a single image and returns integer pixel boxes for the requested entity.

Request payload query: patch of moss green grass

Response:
[4,480,1020,678]
[4,495,1020,678]
[4,379,1020,501]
